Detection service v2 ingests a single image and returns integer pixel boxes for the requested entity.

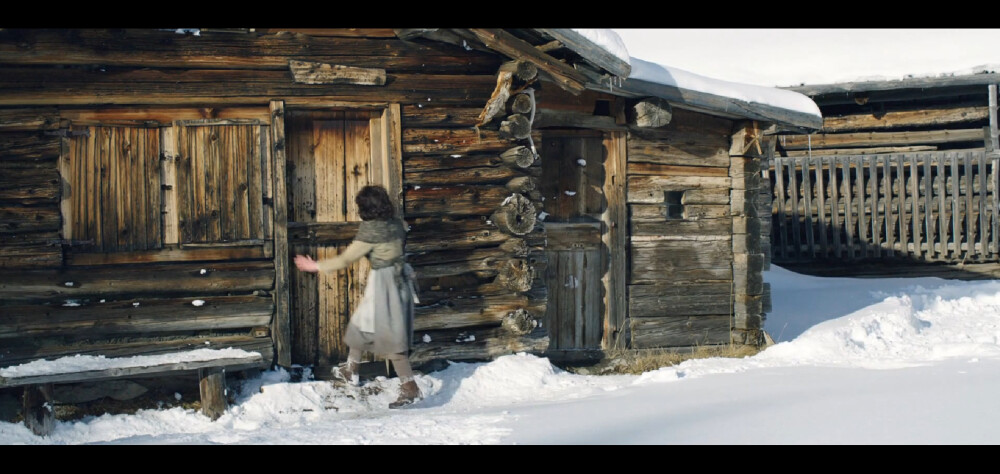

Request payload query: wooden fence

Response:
[771,151,1000,263]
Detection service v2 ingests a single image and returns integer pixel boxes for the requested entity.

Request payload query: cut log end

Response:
[491,193,537,235]
[500,146,535,168]
[628,97,673,128]
[496,258,535,292]
[502,308,539,335]
[499,114,532,140]
[500,60,539,82]
[508,93,534,115]
[505,176,538,194]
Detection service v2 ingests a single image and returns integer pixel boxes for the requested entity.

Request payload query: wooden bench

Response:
[0,349,265,436]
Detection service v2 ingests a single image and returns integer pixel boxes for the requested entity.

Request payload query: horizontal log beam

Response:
[630,315,733,348]
[0,295,273,339]
[287,222,359,246]
[414,294,545,331]
[0,335,273,370]
[66,244,272,266]
[0,29,501,69]
[777,128,985,150]
[405,185,514,217]
[0,205,60,233]
[0,108,60,131]
[629,283,733,317]
[821,105,989,132]
[0,261,274,302]
[402,128,538,154]
[0,68,498,106]
[288,60,386,86]
[409,325,548,365]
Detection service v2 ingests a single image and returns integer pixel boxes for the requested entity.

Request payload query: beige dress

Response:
[316,218,417,356]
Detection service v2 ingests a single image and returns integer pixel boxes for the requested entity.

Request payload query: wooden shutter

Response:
[175,121,264,244]
[66,125,162,252]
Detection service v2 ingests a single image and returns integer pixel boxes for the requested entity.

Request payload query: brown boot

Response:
[389,378,421,409]
[332,359,360,386]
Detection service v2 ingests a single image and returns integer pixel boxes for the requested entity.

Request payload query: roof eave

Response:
[617,78,824,132]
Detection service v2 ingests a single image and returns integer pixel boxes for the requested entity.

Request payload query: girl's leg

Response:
[386,353,421,408]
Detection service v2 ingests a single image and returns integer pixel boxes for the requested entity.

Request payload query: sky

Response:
[3,264,1000,445]
[613,29,1000,88]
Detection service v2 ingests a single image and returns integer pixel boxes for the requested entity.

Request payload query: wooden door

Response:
[286,110,377,369]
[541,130,607,350]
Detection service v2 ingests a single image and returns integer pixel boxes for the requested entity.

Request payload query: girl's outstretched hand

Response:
[294,254,320,273]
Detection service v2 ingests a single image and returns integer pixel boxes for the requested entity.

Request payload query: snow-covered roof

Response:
[552,29,822,130]
[614,57,823,131]
[570,29,630,68]
[786,65,1000,97]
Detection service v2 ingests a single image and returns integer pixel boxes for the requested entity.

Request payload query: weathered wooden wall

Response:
[0,28,512,370]
[625,109,742,348]
[771,79,1000,277]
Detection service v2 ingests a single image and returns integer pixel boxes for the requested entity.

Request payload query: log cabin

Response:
[769,71,1000,278]
[0,28,822,395]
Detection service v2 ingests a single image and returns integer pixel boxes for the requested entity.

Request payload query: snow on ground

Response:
[4,264,1000,444]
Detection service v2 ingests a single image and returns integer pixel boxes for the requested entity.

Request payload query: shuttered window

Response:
[175,122,264,244]
[67,126,162,252]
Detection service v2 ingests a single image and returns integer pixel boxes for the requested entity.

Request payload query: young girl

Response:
[293,185,421,408]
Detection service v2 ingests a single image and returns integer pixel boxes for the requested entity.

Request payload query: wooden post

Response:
[601,131,627,350]
[269,100,291,368]
[870,157,881,258]
[198,367,227,421]
[938,154,948,259]
[965,152,974,258]
[856,155,868,258]
[23,384,55,436]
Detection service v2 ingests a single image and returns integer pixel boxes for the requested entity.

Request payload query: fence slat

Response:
[843,156,854,260]
[802,156,815,257]
[830,157,841,259]
[951,153,961,259]
[993,154,999,256]
[856,155,868,258]
[883,155,895,257]
[816,156,828,257]
[790,157,801,259]
[938,154,948,259]
[963,152,974,259]
[774,158,788,260]
[979,152,988,258]
[870,156,881,257]
[910,154,921,258]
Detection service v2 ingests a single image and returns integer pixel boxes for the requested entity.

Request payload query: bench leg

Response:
[23,384,54,436]
[198,368,227,421]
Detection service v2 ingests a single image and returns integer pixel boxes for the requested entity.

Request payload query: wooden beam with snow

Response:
[468,28,587,96]
[619,77,823,131]
[536,29,631,78]
[288,60,386,86]
[787,73,1000,96]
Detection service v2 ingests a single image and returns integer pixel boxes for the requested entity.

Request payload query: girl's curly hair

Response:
[356,185,395,221]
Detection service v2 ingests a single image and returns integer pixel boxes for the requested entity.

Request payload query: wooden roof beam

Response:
[468,28,587,96]
[536,29,631,79]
